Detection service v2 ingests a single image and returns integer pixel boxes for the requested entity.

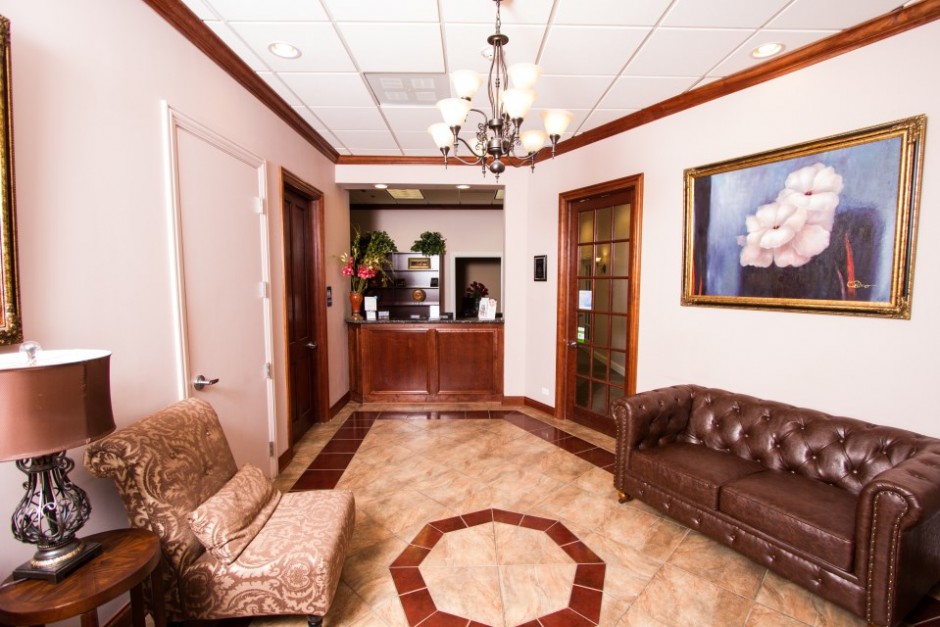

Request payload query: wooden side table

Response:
[0,528,165,627]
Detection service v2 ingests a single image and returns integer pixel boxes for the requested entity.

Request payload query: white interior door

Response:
[164,104,276,475]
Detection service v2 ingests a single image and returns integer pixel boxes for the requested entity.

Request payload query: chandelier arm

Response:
[450,137,487,164]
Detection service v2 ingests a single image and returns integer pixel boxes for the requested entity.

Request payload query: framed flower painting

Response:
[682,115,926,318]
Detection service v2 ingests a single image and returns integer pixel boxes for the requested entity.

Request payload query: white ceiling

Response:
[180,0,906,158]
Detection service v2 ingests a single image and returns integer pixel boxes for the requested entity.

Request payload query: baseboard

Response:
[278,447,293,473]
[502,396,525,406]
[330,392,351,417]
[523,397,556,417]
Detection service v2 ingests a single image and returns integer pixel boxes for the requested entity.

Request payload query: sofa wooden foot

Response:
[618,491,633,503]
[307,615,323,627]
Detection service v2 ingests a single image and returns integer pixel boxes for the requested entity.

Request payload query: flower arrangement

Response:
[465,281,489,299]
[339,228,397,294]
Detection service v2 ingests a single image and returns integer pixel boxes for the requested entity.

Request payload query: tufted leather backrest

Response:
[680,386,933,495]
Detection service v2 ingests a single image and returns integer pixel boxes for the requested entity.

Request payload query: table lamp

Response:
[0,342,115,582]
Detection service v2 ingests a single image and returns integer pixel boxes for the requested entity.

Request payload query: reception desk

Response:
[347,319,504,402]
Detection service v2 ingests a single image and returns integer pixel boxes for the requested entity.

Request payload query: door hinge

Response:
[254,197,265,215]
[269,441,275,457]
[264,362,272,379]
[259,281,269,298]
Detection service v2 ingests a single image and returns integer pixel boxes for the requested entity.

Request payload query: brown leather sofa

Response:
[611,384,940,627]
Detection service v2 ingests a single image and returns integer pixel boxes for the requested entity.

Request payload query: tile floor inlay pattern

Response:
[265,405,940,626]
[390,508,605,626]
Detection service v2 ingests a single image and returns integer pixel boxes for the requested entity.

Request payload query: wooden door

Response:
[281,172,329,446]
[556,176,643,436]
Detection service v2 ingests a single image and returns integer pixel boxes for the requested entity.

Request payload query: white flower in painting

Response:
[737,163,843,268]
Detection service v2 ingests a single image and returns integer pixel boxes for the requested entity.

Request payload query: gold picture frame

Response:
[407,257,431,270]
[0,16,22,345]
[682,115,926,319]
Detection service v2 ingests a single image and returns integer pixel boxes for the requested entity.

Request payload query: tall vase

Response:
[349,292,364,320]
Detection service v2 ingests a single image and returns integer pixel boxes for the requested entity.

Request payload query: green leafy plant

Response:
[410,231,446,256]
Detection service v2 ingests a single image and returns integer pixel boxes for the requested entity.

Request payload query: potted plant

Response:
[410,231,446,257]
[339,228,397,318]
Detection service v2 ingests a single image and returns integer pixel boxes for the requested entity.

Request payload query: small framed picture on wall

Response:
[534,255,547,281]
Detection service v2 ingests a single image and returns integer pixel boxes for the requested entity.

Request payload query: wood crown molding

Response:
[141,0,340,163]
[144,0,940,166]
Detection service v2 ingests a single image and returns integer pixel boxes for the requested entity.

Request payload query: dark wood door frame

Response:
[555,174,644,432]
[280,168,330,446]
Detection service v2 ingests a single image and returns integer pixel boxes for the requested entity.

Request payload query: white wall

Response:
[338,22,940,435]
[523,21,940,433]
[0,0,348,590]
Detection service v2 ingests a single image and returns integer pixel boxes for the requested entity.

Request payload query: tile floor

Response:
[261,403,940,627]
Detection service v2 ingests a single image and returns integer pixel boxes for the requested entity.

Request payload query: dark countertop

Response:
[346,317,504,324]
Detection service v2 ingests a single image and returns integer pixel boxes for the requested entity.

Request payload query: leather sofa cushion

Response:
[720,471,856,572]
[631,442,766,509]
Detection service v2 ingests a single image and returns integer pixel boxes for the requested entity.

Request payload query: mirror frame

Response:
[0,15,21,345]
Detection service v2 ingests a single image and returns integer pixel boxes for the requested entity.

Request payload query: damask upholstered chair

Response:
[84,398,354,627]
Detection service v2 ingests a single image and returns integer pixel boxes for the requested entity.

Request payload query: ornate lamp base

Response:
[13,539,102,583]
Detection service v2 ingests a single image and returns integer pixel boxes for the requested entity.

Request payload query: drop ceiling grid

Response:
[179,0,908,157]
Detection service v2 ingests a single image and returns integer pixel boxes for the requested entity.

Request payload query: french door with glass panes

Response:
[557,177,642,436]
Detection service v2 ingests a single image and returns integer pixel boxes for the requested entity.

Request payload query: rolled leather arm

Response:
[857,448,940,626]
[611,384,697,453]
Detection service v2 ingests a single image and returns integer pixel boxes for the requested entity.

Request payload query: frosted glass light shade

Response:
[502,88,536,119]
[508,63,541,89]
[520,129,547,154]
[437,98,472,127]
[542,109,574,136]
[451,70,483,99]
[428,123,455,150]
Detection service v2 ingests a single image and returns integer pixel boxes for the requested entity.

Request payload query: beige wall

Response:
[0,0,348,586]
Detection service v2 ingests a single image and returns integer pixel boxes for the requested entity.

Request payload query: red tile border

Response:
[304,452,354,470]
[289,469,345,491]
[320,438,363,454]
[392,509,605,627]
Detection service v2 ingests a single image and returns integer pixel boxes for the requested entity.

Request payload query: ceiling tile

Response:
[278,73,376,107]
[352,148,407,156]
[769,0,903,29]
[598,76,699,110]
[624,27,753,76]
[444,24,545,75]
[533,76,617,110]
[332,129,400,150]
[381,106,442,133]
[339,23,444,73]
[552,0,673,26]
[291,106,325,129]
[205,22,268,71]
[395,130,440,150]
[322,0,439,22]
[440,0,555,25]
[257,72,303,106]
[201,0,327,21]
[311,107,388,131]
[579,109,639,133]
[229,22,356,72]
[404,147,448,157]
[663,0,791,28]
[710,29,838,76]
[539,26,650,76]
[180,0,216,20]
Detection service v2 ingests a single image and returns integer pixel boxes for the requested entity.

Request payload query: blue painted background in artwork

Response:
[704,136,901,302]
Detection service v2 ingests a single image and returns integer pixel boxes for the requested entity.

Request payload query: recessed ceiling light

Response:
[374,184,388,189]
[751,42,785,59]
[268,42,301,59]
[456,184,470,190]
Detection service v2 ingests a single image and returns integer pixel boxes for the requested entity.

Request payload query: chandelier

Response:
[428,0,573,179]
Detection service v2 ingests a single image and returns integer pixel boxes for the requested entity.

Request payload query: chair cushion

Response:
[720,471,857,571]
[188,464,281,564]
[630,442,766,509]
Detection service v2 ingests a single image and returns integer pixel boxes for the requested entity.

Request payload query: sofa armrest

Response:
[610,385,697,494]
[857,448,940,626]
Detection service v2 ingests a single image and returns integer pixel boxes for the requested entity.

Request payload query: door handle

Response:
[305,342,318,349]
[193,374,220,391]
[568,341,578,347]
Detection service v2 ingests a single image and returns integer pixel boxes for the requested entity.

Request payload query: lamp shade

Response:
[428,122,455,150]
[542,109,574,136]
[0,349,115,461]
[520,129,547,154]
[451,70,483,100]
[436,98,473,128]
[502,88,536,120]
